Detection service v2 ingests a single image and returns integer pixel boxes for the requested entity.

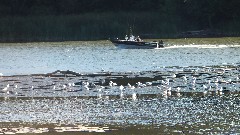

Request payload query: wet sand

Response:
[0,65,240,134]
[1,65,239,99]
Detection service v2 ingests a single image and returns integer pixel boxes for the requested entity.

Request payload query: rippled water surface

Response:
[0,41,240,134]
[0,41,240,75]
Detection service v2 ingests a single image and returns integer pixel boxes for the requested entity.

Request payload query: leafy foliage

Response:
[0,0,239,41]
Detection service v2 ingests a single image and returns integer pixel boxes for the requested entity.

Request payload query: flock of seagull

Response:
[1,70,239,100]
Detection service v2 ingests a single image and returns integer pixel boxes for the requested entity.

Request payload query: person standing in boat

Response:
[125,35,128,41]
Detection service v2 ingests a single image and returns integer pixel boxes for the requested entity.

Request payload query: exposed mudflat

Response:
[0,65,240,134]
[1,65,239,99]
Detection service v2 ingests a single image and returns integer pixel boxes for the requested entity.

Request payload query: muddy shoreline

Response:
[0,65,240,134]
[1,65,239,99]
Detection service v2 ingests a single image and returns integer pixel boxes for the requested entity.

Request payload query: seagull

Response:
[165,79,170,85]
[109,81,117,87]
[83,84,89,90]
[136,82,146,88]
[62,84,67,90]
[162,88,168,99]
[132,92,137,101]
[120,91,124,99]
[167,87,172,97]
[13,84,18,95]
[119,85,124,91]
[68,83,72,87]
[226,79,232,84]
[146,82,152,86]
[172,74,177,78]
[218,87,223,95]
[2,84,10,92]
[127,83,135,89]
[192,77,196,85]
[176,87,181,97]
[183,76,187,82]
[80,81,90,90]
[82,81,89,86]
[203,84,207,89]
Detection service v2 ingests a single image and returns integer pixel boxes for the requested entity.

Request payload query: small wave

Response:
[157,44,239,49]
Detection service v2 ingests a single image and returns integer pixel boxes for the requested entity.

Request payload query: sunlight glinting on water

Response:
[0,42,240,75]
[0,42,240,134]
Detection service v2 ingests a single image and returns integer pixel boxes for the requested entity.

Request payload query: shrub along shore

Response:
[0,11,239,43]
[0,12,178,42]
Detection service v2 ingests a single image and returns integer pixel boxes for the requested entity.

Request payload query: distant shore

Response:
[0,37,240,46]
[0,10,239,43]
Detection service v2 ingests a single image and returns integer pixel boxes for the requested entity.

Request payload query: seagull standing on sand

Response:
[218,87,223,95]
[82,82,90,90]
[62,84,67,90]
[176,87,181,97]
[97,86,104,99]
[146,82,152,86]
[13,84,18,95]
[2,84,10,92]
[202,84,209,96]
[136,82,146,88]
[161,87,168,99]
[167,87,172,97]
[132,92,137,101]
[189,76,196,91]
[158,79,171,98]
[109,81,117,87]
[119,85,124,91]
[53,85,56,90]
[119,85,124,99]
[165,79,170,86]
[127,83,135,89]
[183,76,187,84]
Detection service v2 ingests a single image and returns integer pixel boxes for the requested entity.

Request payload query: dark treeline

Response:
[0,0,240,42]
[0,0,164,16]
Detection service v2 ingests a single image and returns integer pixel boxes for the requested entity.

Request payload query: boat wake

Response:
[155,44,240,49]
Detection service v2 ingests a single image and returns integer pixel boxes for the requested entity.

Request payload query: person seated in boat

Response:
[136,36,142,42]
[159,40,164,45]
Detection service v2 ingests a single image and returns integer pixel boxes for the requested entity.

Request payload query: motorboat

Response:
[110,35,164,49]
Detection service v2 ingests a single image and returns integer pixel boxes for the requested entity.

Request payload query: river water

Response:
[0,41,239,75]
[0,41,240,134]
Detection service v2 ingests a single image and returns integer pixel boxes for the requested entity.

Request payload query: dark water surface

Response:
[0,41,240,134]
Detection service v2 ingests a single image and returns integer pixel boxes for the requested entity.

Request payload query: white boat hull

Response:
[114,43,159,49]
[111,39,164,49]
